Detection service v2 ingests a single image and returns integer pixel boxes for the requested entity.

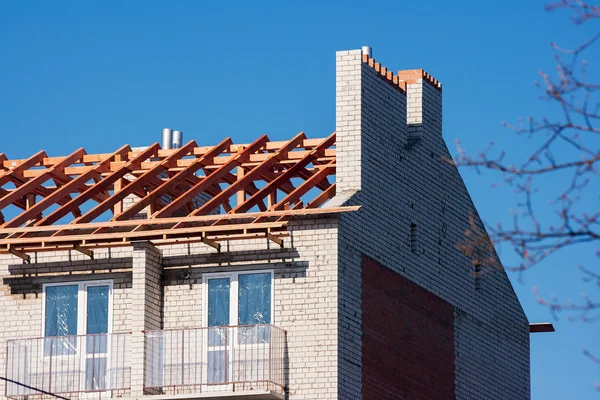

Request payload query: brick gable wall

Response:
[336,48,530,399]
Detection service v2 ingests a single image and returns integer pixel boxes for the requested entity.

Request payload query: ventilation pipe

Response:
[162,128,173,149]
[172,130,183,149]
[361,46,372,57]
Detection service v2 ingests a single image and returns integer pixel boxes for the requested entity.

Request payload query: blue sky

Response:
[1,0,598,397]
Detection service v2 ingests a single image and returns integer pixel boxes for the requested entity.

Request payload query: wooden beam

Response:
[8,245,30,263]
[306,183,336,208]
[267,232,284,248]
[201,234,221,252]
[0,206,360,236]
[271,162,335,211]
[35,144,159,227]
[0,150,47,187]
[188,132,307,217]
[232,132,336,214]
[2,138,330,170]
[3,145,131,229]
[74,141,197,224]
[0,221,290,246]
[152,134,270,219]
[0,148,86,212]
[73,244,94,259]
[112,137,233,221]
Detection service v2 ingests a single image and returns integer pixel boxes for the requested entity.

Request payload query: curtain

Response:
[238,273,271,344]
[86,285,109,354]
[45,285,78,355]
[238,273,271,325]
[208,278,230,327]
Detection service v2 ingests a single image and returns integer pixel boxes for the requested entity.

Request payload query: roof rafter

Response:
[0,133,345,255]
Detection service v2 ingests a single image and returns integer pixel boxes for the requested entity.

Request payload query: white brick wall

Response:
[335,49,530,399]
[0,220,339,399]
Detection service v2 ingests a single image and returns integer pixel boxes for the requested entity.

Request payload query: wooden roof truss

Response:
[0,132,356,261]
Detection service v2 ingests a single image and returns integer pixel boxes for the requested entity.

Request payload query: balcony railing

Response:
[5,332,131,400]
[145,325,286,396]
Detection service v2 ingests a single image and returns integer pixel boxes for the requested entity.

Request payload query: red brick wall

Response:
[361,256,456,399]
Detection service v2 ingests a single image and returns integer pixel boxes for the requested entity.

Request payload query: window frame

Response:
[202,270,275,328]
[41,280,114,339]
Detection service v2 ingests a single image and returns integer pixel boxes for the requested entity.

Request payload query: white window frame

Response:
[202,270,275,327]
[41,280,114,338]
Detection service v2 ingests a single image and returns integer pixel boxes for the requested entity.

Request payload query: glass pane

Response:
[45,285,78,336]
[86,357,107,390]
[45,285,78,355]
[208,278,230,327]
[86,286,109,354]
[238,273,271,325]
[207,350,227,384]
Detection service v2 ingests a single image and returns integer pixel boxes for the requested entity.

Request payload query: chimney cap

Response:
[361,46,372,57]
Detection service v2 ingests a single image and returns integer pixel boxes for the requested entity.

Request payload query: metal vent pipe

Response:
[172,131,183,149]
[361,46,372,57]
[161,128,173,149]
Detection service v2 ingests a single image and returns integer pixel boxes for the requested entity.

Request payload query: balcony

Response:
[5,332,132,400]
[144,325,286,399]
[5,325,286,400]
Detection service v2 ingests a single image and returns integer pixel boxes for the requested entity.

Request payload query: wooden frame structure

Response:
[0,132,356,260]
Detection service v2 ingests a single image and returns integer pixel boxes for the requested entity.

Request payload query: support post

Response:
[130,241,163,396]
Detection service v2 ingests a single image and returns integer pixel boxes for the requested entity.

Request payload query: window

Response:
[42,281,112,355]
[474,264,482,291]
[203,271,273,328]
[203,271,273,384]
[410,223,419,253]
[43,281,112,390]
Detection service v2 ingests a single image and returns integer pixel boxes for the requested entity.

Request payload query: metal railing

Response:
[5,332,131,400]
[145,325,286,395]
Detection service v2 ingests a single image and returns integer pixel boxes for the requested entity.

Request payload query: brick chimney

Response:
[335,47,442,194]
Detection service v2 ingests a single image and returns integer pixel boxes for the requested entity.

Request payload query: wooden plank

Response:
[152,134,270,219]
[0,206,360,236]
[306,183,336,208]
[0,231,292,255]
[232,133,336,214]
[18,151,336,179]
[0,221,289,246]
[201,234,221,252]
[112,137,232,221]
[0,148,85,212]
[73,244,94,259]
[267,232,284,248]
[271,162,335,211]
[8,245,30,262]
[74,141,197,224]
[0,150,47,186]
[34,144,159,227]
[188,132,307,217]
[2,145,131,229]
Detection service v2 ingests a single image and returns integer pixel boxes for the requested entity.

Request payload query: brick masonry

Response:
[361,255,455,400]
[336,48,530,399]
[0,219,340,399]
[0,47,531,400]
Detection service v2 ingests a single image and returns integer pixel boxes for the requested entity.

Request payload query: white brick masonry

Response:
[335,49,530,399]
[0,219,340,400]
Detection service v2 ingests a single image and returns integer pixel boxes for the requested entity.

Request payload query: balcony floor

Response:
[133,391,284,400]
